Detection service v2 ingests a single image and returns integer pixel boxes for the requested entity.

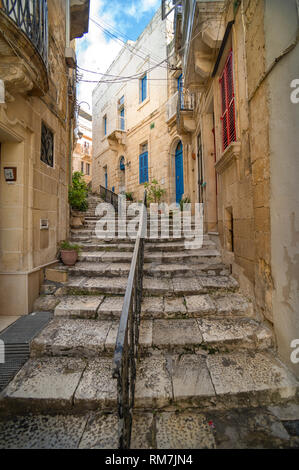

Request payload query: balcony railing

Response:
[166,91,178,122]
[106,116,126,137]
[179,87,195,111]
[1,0,48,66]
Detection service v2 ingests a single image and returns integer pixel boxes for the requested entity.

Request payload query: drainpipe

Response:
[66,0,70,48]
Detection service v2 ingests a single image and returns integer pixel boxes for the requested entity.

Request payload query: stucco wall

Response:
[264,0,299,377]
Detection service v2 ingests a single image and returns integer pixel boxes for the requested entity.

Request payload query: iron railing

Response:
[166,91,178,122]
[112,191,147,448]
[1,0,48,66]
[99,185,119,212]
[179,87,195,111]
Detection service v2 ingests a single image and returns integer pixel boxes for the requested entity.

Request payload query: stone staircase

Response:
[0,192,298,449]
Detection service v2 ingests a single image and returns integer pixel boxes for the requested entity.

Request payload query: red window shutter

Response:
[220,51,236,151]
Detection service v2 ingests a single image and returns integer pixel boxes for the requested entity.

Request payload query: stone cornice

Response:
[215,141,241,175]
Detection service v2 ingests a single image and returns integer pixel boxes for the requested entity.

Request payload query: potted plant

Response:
[125,192,134,202]
[59,240,81,266]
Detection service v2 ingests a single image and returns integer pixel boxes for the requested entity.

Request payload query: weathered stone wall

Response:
[92,8,174,202]
[0,0,78,315]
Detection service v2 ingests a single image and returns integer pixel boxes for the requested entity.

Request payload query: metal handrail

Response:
[1,0,48,66]
[99,185,119,212]
[112,190,147,449]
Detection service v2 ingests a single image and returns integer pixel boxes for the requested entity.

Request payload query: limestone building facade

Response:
[92,8,181,204]
[168,0,299,377]
[0,0,90,316]
[72,108,92,184]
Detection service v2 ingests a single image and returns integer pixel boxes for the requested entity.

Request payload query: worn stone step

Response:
[96,293,256,321]
[0,357,117,414]
[134,351,299,410]
[30,318,118,358]
[64,275,239,297]
[29,317,271,359]
[141,318,273,353]
[75,242,135,252]
[0,412,119,449]
[70,235,211,244]
[71,261,228,279]
[78,249,221,264]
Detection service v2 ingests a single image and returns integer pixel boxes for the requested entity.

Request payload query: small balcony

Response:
[0,0,49,98]
[106,116,126,147]
[166,91,178,123]
[177,88,196,134]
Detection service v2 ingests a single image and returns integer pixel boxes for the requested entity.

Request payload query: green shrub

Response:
[59,240,81,253]
[125,192,134,201]
[69,171,88,211]
[179,196,191,211]
[144,179,166,204]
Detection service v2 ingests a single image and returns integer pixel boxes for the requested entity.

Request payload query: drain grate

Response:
[0,312,52,391]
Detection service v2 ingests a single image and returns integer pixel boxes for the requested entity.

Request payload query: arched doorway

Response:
[175,141,184,203]
[119,156,125,193]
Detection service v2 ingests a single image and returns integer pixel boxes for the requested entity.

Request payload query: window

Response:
[41,122,54,167]
[140,73,147,102]
[81,161,84,173]
[139,142,148,184]
[220,51,236,151]
[103,115,107,136]
[86,163,90,175]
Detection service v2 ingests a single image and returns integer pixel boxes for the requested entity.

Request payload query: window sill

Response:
[215,141,241,175]
[137,96,150,111]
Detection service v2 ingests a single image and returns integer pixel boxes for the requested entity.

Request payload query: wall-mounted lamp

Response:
[126,161,131,168]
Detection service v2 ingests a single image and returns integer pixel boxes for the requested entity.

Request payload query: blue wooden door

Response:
[175,141,184,203]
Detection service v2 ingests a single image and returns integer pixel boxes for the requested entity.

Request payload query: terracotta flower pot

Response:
[60,250,78,266]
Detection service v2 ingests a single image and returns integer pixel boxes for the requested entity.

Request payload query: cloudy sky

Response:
[76,0,161,112]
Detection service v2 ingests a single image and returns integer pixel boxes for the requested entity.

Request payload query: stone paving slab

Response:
[197,318,262,349]
[74,359,117,410]
[1,357,86,412]
[141,296,164,318]
[163,297,187,315]
[30,318,113,358]
[207,352,299,400]
[97,296,124,319]
[199,276,239,292]
[68,277,128,294]
[171,278,203,295]
[54,295,104,319]
[0,414,88,449]
[213,293,254,317]
[131,412,155,449]
[170,354,216,403]
[185,294,216,315]
[152,319,202,349]
[33,295,61,312]
[204,407,299,449]
[155,412,216,449]
[135,355,173,408]
[78,412,119,449]
[143,278,172,295]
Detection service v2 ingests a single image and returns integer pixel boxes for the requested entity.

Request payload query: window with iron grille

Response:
[41,122,54,167]
[220,51,236,151]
